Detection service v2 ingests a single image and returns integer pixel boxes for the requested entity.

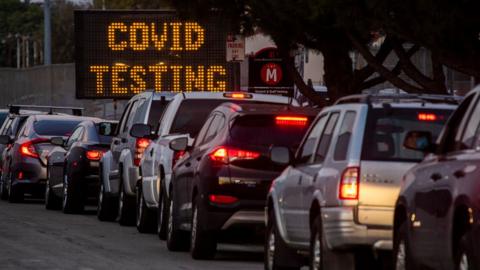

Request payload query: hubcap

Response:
[191,205,198,246]
[98,184,104,212]
[312,232,321,270]
[45,180,50,202]
[158,197,164,234]
[62,175,68,208]
[267,228,275,270]
[395,241,406,270]
[459,253,469,270]
[118,187,124,218]
[167,200,173,240]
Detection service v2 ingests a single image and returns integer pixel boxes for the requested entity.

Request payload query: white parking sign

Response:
[226,34,245,62]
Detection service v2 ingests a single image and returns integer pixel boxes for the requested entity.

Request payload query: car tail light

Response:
[172,150,186,168]
[86,150,103,161]
[134,138,151,166]
[209,194,238,204]
[275,116,308,126]
[209,146,260,164]
[417,113,437,121]
[20,138,49,159]
[339,167,360,200]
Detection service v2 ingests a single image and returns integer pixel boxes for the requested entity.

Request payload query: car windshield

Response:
[362,108,453,162]
[230,114,312,151]
[96,122,117,144]
[33,119,83,136]
[148,100,170,129]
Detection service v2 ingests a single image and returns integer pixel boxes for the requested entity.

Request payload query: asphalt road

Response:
[0,199,264,270]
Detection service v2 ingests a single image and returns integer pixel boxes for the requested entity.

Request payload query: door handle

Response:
[430,173,443,181]
[454,170,466,178]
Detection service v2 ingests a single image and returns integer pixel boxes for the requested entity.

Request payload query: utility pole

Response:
[43,0,52,65]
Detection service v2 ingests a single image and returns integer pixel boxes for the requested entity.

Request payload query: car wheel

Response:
[264,210,301,270]
[157,186,168,240]
[310,215,354,270]
[8,172,23,203]
[45,178,61,210]
[136,184,157,233]
[190,195,217,260]
[117,176,136,226]
[456,231,474,270]
[62,173,84,214]
[0,177,8,200]
[166,190,189,251]
[393,222,414,270]
[97,180,118,221]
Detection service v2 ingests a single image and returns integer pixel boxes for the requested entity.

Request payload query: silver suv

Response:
[265,94,459,270]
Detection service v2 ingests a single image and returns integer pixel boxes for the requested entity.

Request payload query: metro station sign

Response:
[74,10,234,99]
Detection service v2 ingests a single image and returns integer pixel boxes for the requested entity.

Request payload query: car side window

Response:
[66,127,84,149]
[460,97,480,150]
[439,95,474,154]
[202,114,225,145]
[194,115,214,148]
[117,103,132,135]
[0,118,13,135]
[296,114,328,164]
[124,100,140,133]
[132,98,148,124]
[315,112,340,163]
[333,111,356,161]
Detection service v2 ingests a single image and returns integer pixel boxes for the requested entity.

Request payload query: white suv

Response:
[97,91,174,225]
[133,92,299,236]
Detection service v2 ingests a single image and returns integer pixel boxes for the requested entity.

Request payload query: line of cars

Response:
[1,88,480,269]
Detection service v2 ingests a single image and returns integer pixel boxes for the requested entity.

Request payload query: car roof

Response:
[218,102,320,117]
[31,114,102,122]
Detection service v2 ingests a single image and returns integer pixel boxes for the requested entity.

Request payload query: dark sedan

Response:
[46,120,117,213]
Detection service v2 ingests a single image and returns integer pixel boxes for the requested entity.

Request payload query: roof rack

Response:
[334,94,462,106]
[8,105,84,116]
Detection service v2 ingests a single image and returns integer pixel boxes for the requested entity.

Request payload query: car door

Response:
[297,112,340,241]
[411,93,476,264]
[280,113,328,243]
[174,114,216,223]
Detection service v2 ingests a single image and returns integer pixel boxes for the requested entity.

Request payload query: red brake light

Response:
[86,150,103,161]
[20,138,48,159]
[134,138,151,166]
[209,147,260,164]
[339,167,360,200]
[223,92,253,99]
[275,116,308,126]
[418,113,437,121]
[209,194,238,204]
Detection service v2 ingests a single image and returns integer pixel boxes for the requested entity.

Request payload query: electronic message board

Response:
[75,10,234,99]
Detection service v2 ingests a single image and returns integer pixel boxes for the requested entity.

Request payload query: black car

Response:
[0,114,99,202]
[166,103,318,259]
[45,120,118,213]
[393,89,479,270]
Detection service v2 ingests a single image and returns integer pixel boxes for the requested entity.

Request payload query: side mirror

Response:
[169,137,188,152]
[130,123,152,138]
[0,135,12,145]
[270,146,292,166]
[403,131,434,153]
[50,137,65,146]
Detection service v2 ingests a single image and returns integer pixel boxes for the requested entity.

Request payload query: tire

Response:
[455,231,474,270]
[393,222,415,270]
[97,180,118,221]
[45,178,61,210]
[62,173,84,214]
[190,195,217,260]
[117,170,136,226]
[310,215,354,270]
[0,177,8,200]
[136,184,157,233]
[8,173,23,203]
[264,210,301,270]
[166,188,189,251]
[157,187,168,240]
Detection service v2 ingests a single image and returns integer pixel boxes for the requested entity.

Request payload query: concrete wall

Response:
[0,64,126,119]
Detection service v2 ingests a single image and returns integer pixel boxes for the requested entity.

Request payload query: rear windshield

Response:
[170,99,277,138]
[96,122,117,144]
[230,114,312,151]
[148,100,170,129]
[33,120,82,136]
[362,108,453,162]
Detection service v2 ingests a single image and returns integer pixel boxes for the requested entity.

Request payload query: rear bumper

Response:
[322,207,392,251]
[11,158,47,195]
[201,199,266,231]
